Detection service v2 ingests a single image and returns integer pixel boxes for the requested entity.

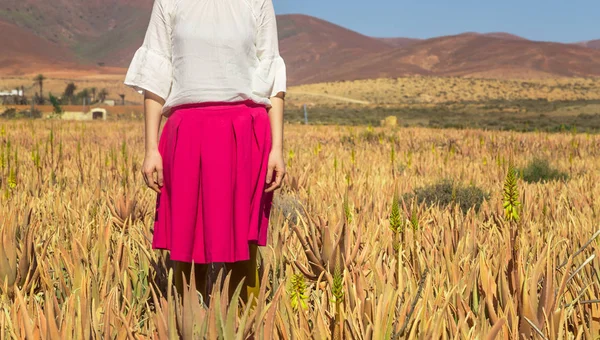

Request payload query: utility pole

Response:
[303,104,308,124]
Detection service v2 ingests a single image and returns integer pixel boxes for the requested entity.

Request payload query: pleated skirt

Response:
[152,100,274,264]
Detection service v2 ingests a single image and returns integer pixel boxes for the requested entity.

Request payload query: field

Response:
[287,77,600,132]
[4,75,600,133]
[1,118,599,338]
[290,77,600,105]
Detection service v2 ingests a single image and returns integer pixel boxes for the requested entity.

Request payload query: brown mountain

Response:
[0,0,152,67]
[309,33,600,82]
[0,21,79,74]
[276,14,393,84]
[480,32,528,41]
[376,37,422,48]
[376,32,526,48]
[0,2,599,83]
[579,40,600,50]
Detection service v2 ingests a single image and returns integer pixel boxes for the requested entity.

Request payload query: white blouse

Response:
[123,0,287,117]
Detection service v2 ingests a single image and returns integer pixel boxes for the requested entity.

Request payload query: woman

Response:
[123,0,286,305]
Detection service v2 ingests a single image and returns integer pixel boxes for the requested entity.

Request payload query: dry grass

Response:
[289,76,600,106]
[1,119,599,338]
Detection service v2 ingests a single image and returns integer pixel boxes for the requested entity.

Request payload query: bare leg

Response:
[174,260,209,298]
[174,261,191,296]
[224,243,260,307]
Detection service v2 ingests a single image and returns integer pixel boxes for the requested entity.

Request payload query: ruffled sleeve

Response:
[124,0,173,101]
[252,0,287,99]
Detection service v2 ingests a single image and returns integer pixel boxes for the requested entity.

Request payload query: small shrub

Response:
[340,134,356,146]
[1,108,17,119]
[518,158,568,183]
[359,129,386,144]
[49,93,63,115]
[403,179,489,214]
[1,108,42,119]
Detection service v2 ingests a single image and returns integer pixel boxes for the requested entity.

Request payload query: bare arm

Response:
[123,0,172,193]
[258,0,286,193]
[141,90,165,193]
[265,92,286,192]
[267,93,285,152]
[144,91,165,153]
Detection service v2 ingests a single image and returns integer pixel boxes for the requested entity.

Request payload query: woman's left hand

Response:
[265,149,286,192]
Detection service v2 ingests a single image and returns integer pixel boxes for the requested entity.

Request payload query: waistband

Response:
[169,99,267,112]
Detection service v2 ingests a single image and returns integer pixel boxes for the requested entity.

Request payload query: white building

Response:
[0,89,24,97]
[61,107,107,121]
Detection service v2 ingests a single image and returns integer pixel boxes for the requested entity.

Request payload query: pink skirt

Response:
[152,100,274,264]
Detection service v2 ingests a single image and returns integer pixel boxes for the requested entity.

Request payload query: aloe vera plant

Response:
[1,118,599,339]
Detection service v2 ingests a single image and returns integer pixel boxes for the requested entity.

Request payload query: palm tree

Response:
[34,74,46,104]
[91,87,97,103]
[79,89,90,106]
[119,94,125,105]
[64,82,77,104]
[98,88,109,103]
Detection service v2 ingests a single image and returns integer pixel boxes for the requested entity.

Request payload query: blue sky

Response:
[275,0,598,43]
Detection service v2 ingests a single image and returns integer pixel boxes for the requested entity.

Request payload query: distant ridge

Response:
[475,32,528,41]
[376,37,422,48]
[579,40,600,50]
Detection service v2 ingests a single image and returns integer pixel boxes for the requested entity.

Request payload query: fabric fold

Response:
[152,109,185,251]
[152,102,273,264]
[269,56,287,97]
[124,45,173,101]
[252,55,287,100]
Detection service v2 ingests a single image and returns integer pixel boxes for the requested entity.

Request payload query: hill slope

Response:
[376,37,421,48]
[276,14,393,84]
[311,33,600,82]
[580,40,600,50]
[0,21,79,75]
[0,0,151,67]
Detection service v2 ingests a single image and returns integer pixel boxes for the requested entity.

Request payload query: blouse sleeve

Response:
[253,0,287,99]
[123,0,173,101]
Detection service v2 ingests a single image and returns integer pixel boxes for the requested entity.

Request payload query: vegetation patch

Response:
[1,108,42,119]
[340,127,396,146]
[403,179,489,214]
[518,158,569,183]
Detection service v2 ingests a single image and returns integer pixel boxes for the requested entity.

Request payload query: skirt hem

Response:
[153,240,265,264]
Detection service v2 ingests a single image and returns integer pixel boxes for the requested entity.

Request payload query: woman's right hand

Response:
[142,149,164,193]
